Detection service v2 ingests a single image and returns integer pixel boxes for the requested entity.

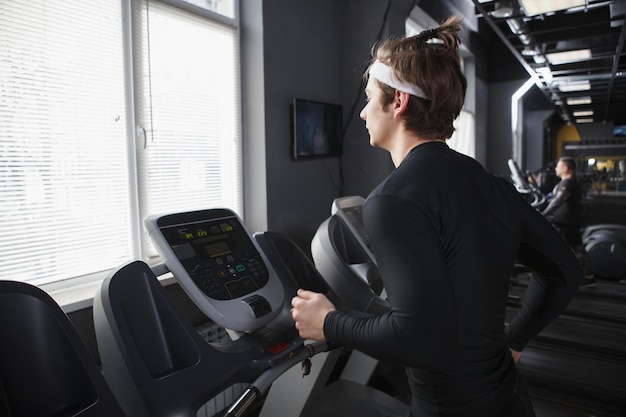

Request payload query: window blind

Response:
[0,0,131,286]
[134,0,242,260]
[0,0,242,287]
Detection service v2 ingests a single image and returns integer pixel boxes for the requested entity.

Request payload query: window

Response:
[448,110,476,158]
[134,0,242,259]
[0,0,241,290]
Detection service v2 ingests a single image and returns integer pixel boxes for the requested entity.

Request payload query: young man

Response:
[291,17,582,417]
[542,157,583,236]
[542,157,595,284]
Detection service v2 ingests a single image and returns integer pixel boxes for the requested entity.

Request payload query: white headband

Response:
[368,60,429,100]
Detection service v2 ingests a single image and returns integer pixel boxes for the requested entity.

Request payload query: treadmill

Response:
[93,207,409,417]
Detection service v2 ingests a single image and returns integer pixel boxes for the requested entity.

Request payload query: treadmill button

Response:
[226,276,258,298]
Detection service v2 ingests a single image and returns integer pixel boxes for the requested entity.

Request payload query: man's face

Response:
[360,78,395,149]
[555,160,567,178]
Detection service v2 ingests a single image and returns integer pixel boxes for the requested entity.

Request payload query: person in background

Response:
[290,16,582,417]
[542,156,596,285]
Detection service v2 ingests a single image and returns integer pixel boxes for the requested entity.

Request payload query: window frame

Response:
[0,0,242,311]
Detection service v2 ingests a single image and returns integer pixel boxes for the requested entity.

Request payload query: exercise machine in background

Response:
[508,159,546,209]
[508,159,626,281]
[582,224,626,280]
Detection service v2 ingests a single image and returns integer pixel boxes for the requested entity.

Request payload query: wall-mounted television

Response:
[292,98,343,159]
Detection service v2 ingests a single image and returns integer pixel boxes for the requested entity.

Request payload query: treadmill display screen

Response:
[159,216,269,300]
[340,205,372,250]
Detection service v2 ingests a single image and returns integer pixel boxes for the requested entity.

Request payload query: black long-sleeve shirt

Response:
[324,142,582,417]
[541,177,583,226]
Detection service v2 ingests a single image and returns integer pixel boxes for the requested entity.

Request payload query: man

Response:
[542,157,595,285]
[291,17,582,417]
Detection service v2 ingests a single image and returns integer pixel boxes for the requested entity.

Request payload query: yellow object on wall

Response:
[556,123,581,159]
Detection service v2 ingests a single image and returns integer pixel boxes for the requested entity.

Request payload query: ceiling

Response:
[472,0,626,127]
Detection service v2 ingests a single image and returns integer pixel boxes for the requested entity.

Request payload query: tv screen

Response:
[292,98,342,159]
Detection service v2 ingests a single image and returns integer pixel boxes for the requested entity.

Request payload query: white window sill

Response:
[45,264,174,314]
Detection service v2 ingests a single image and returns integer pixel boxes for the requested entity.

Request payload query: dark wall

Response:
[477,15,535,176]
[524,110,554,173]
[261,0,342,255]
[522,85,555,172]
[261,0,496,253]
[486,80,519,176]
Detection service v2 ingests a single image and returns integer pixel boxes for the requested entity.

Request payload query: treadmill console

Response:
[311,196,389,314]
[145,209,284,332]
[331,196,376,266]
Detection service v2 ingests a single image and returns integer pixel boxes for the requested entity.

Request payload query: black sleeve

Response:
[507,205,583,351]
[541,180,571,216]
[323,194,457,369]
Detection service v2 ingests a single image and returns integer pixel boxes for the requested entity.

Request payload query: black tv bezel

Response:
[291,98,343,160]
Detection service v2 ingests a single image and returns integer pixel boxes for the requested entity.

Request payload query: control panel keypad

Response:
[187,256,270,300]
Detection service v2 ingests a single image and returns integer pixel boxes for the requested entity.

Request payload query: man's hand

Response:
[291,289,336,341]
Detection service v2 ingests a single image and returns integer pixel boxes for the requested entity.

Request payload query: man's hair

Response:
[364,16,466,139]
[559,157,576,172]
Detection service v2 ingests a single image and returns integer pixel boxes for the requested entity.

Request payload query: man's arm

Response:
[541,181,571,216]
[321,195,458,369]
[507,206,582,351]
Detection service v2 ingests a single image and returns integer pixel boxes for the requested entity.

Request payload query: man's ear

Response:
[394,91,410,118]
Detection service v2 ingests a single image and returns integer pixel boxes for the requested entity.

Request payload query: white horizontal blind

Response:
[0,0,242,287]
[134,0,243,260]
[0,0,132,286]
